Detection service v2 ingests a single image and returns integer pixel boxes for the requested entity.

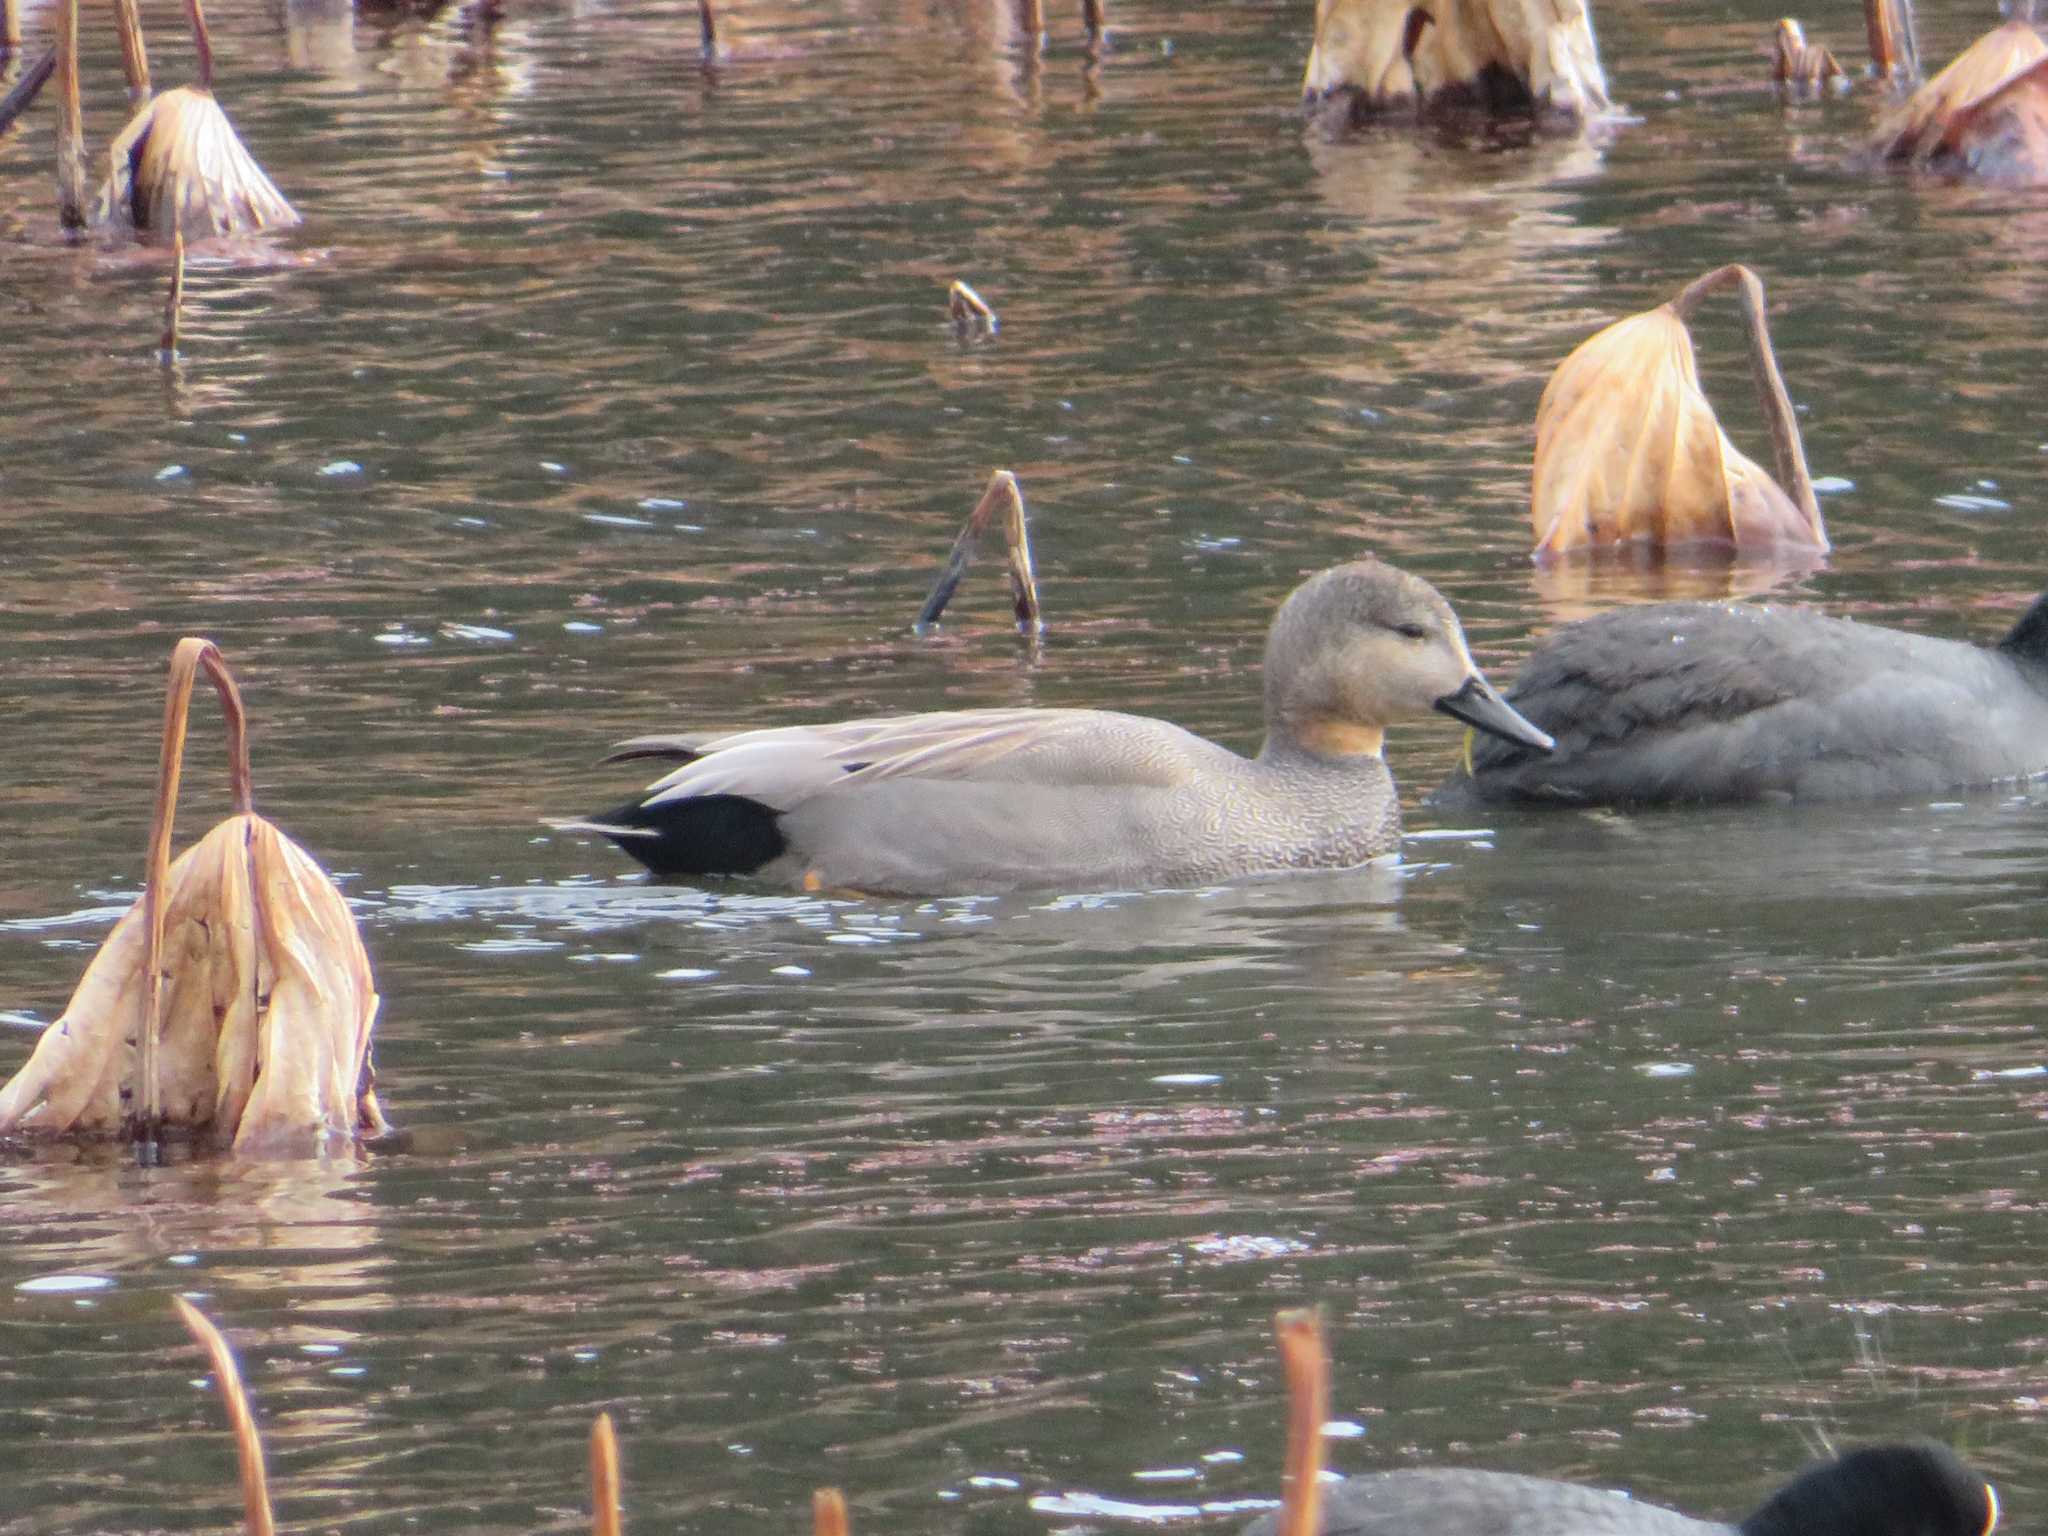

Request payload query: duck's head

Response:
[1261,560,1553,759]
[1740,1444,1997,1536]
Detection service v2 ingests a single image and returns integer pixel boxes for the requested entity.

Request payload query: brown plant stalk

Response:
[914,469,1043,637]
[173,1299,278,1536]
[591,1413,622,1536]
[1275,1309,1329,1536]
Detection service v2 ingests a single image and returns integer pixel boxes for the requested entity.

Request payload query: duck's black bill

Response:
[1434,675,1554,753]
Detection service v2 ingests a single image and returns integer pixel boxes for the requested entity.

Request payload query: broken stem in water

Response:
[1274,1309,1329,1536]
[591,1413,622,1536]
[1864,0,1918,80]
[55,0,83,230]
[0,46,55,135]
[914,469,1043,637]
[161,232,186,356]
[137,639,252,1153]
[947,279,998,335]
[173,1299,278,1536]
[114,0,151,105]
[1670,264,1823,549]
[814,1490,851,1536]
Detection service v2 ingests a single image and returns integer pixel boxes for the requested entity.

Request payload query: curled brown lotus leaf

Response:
[94,85,299,241]
[1303,0,1609,122]
[0,639,384,1153]
[1872,20,2048,171]
[1531,265,1825,562]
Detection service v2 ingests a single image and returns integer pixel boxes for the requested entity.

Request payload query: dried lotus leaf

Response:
[94,85,299,241]
[1303,0,1609,121]
[1530,266,1826,562]
[1872,20,2048,166]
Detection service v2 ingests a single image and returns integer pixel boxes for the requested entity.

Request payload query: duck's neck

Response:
[1262,715,1385,762]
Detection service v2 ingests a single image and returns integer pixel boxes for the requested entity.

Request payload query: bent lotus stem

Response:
[55,0,83,230]
[138,638,253,1152]
[185,0,213,91]
[947,278,998,335]
[1671,264,1823,547]
[173,1299,277,1536]
[1275,1309,1328,1536]
[914,469,1043,638]
[0,46,55,135]
[114,0,150,105]
[590,1413,622,1536]
[814,1490,850,1536]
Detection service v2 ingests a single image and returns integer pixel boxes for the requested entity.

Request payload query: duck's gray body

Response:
[1437,594,2048,807]
[1240,1469,1716,1536]
[572,560,1553,897]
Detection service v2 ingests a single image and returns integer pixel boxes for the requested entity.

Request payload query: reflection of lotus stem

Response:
[915,469,1044,638]
[590,1414,622,1536]
[1671,265,1822,538]
[174,1300,277,1536]
[114,0,150,104]
[1275,1309,1328,1536]
[140,639,253,1151]
[814,1490,850,1536]
[55,0,84,230]
[185,0,212,91]
[161,233,186,355]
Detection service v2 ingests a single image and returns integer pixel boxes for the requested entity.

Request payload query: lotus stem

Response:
[1274,1308,1328,1536]
[814,1490,850,1536]
[1017,0,1045,50]
[0,45,55,134]
[590,1413,622,1536]
[161,232,186,356]
[914,469,1043,637]
[947,279,998,335]
[1863,0,1917,79]
[185,0,212,92]
[114,0,150,105]
[697,0,716,59]
[1670,264,1824,551]
[54,0,83,231]
[138,639,252,1150]
[2,0,19,53]
[1082,0,1104,39]
[173,1299,277,1536]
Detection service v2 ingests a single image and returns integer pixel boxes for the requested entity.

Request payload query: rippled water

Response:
[3,0,2048,1531]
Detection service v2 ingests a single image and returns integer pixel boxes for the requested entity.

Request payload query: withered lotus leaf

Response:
[1871,19,2048,173]
[1772,19,1843,91]
[93,85,299,240]
[0,640,384,1153]
[1531,264,1826,562]
[1303,0,1609,121]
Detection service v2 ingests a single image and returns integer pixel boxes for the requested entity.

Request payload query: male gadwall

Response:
[569,559,1552,896]
[1436,589,2048,806]
[1238,1443,1996,1536]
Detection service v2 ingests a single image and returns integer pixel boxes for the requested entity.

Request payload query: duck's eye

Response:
[1393,623,1429,641]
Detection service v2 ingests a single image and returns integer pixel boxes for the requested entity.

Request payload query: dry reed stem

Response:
[1669,264,1821,538]
[173,1298,277,1536]
[914,469,1043,637]
[114,0,151,104]
[55,0,83,229]
[162,232,186,355]
[136,638,252,1152]
[591,1413,622,1536]
[947,279,998,335]
[813,1489,850,1536]
[1274,1309,1328,1536]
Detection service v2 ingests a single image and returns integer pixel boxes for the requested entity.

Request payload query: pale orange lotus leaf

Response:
[0,640,384,1154]
[1871,20,2048,167]
[1531,265,1826,562]
[93,84,299,241]
[1303,0,1609,122]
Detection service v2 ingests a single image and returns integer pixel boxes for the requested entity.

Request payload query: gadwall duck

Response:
[1435,589,2048,807]
[1238,1443,1996,1536]
[568,559,1553,896]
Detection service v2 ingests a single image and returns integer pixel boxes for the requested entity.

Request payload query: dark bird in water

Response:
[1435,590,2048,807]
[564,559,1552,896]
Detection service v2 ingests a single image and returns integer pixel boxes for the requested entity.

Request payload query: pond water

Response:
[3,0,2048,1531]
